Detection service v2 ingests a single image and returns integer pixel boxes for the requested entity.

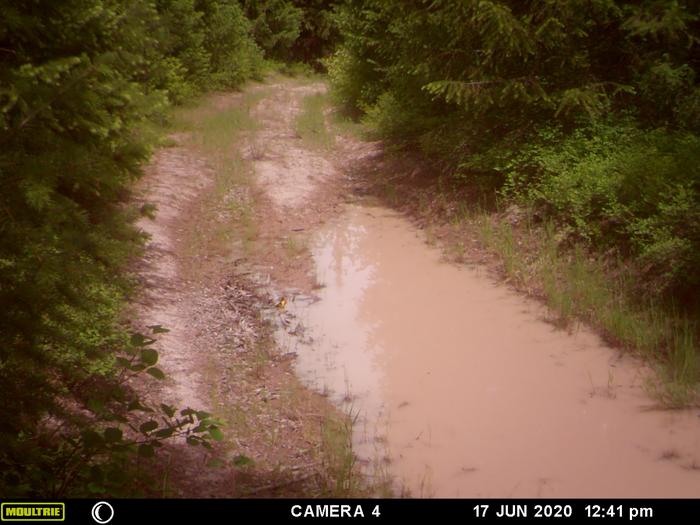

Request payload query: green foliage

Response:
[241,1,341,66]
[156,0,211,88]
[0,324,223,497]
[243,0,303,59]
[146,0,263,101]
[289,0,342,68]
[502,122,700,301]
[0,0,265,496]
[295,92,333,148]
[328,0,700,303]
[199,0,265,87]
[2,0,157,444]
[325,46,379,116]
[324,1,390,114]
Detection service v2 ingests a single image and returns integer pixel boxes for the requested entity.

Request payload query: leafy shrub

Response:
[201,0,265,88]
[504,123,700,300]
[289,0,342,68]
[0,0,261,496]
[242,0,303,60]
[328,0,700,303]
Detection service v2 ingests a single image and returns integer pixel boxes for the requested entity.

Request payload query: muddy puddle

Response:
[277,204,700,497]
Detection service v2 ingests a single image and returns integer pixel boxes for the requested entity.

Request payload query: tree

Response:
[0,0,260,495]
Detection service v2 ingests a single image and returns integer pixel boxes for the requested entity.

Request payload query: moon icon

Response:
[91,501,114,524]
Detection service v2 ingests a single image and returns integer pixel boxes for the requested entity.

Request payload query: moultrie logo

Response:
[1,503,65,522]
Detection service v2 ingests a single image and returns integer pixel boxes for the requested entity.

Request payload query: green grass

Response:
[317,409,395,498]
[283,235,306,258]
[265,60,319,79]
[295,92,334,149]
[165,89,267,271]
[329,109,368,139]
[475,209,699,406]
[318,413,360,496]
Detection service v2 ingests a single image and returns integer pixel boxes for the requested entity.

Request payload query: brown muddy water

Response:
[277,204,700,497]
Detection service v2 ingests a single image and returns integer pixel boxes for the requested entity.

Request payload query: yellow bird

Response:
[276,296,287,310]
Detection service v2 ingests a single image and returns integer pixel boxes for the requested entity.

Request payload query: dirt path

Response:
[240,80,370,292]
[133,76,699,498]
[250,82,332,210]
[134,137,213,410]
[131,79,370,497]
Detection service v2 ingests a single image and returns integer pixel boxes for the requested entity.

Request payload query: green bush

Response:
[242,0,341,67]
[503,123,700,301]
[289,0,342,68]
[242,0,303,60]
[201,0,264,88]
[324,47,373,114]
[0,0,260,496]
[328,0,700,303]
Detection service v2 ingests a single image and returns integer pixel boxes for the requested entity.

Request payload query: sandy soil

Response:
[130,78,366,497]
[240,80,365,293]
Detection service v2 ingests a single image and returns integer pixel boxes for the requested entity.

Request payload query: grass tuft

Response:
[295,93,334,149]
[476,208,699,406]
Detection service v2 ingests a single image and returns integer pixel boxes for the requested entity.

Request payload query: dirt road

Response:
[132,80,365,497]
[134,77,700,498]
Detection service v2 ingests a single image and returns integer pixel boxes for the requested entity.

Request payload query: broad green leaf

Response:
[208,426,224,441]
[115,357,131,369]
[87,399,104,414]
[139,420,158,434]
[81,430,103,449]
[146,367,165,380]
[155,428,175,438]
[140,348,158,366]
[160,403,176,418]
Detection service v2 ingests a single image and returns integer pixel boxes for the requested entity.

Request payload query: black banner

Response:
[1,499,699,524]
